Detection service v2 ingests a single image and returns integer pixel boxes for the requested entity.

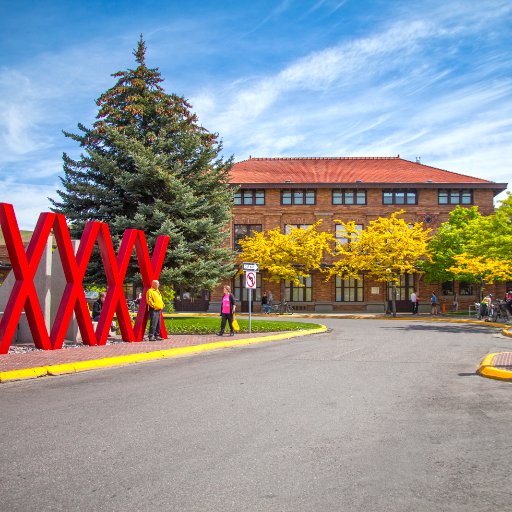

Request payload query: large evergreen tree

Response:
[51,37,235,291]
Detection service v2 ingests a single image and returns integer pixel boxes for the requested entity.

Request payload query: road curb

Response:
[477,352,512,381]
[0,325,327,383]
[501,326,512,338]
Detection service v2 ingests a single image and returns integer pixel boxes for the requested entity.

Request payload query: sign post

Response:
[244,266,257,334]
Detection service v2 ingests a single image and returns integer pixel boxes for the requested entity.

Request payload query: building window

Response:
[332,189,367,205]
[234,190,265,206]
[281,189,316,205]
[335,224,363,244]
[284,224,312,234]
[442,281,454,296]
[285,276,312,302]
[459,282,474,296]
[336,276,364,301]
[383,190,417,205]
[438,189,473,205]
[234,224,262,251]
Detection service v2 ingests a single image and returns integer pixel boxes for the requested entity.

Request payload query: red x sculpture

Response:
[0,203,169,354]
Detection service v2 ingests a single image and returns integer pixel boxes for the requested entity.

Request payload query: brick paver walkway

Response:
[0,333,271,372]
[490,352,512,371]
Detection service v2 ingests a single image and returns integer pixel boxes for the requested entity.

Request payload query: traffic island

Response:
[478,352,512,381]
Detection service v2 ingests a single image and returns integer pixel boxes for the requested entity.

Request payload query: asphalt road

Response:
[1,318,511,512]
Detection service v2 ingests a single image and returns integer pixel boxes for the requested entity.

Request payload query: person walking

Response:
[218,285,236,336]
[146,280,165,341]
[261,292,270,313]
[267,290,273,306]
[431,292,438,315]
[410,289,418,315]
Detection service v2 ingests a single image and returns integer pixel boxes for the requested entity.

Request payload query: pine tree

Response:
[51,36,235,292]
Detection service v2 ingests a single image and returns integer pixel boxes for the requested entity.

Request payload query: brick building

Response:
[211,156,508,313]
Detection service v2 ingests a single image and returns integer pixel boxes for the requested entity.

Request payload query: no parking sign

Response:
[245,271,257,289]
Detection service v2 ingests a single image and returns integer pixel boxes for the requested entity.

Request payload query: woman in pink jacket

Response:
[217,285,236,336]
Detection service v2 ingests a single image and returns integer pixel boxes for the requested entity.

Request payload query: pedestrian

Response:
[505,289,512,315]
[91,291,117,334]
[480,293,493,321]
[451,293,459,312]
[261,292,270,313]
[267,290,273,306]
[431,292,438,315]
[92,292,106,322]
[146,280,165,341]
[217,285,236,336]
[410,289,418,314]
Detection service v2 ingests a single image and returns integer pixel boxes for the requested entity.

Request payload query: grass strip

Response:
[164,317,321,335]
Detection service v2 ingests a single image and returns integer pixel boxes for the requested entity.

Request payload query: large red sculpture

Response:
[0,203,169,354]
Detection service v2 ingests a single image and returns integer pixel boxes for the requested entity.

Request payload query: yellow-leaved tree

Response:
[330,212,431,317]
[237,221,334,300]
[448,254,512,294]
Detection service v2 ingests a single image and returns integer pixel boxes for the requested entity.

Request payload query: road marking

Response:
[334,347,365,358]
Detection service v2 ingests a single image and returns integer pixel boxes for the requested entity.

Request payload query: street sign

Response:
[242,262,259,272]
[245,271,257,289]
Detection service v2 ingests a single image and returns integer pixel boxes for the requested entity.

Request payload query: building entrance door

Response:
[387,274,415,313]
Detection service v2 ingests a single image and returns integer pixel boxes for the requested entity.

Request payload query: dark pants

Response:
[219,313,234,334]
[412,301,418,314]
[148,308,161,338]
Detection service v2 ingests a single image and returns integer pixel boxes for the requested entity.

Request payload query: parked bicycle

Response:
[489,300,510,323]
[475,300,510,323]
[269,300,294,315]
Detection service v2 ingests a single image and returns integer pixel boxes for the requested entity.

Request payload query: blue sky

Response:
[1,0,511,228]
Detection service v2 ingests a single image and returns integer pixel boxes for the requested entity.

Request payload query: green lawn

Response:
[163,316,322,335]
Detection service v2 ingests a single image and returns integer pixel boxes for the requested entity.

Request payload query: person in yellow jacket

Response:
[146,280,165,341]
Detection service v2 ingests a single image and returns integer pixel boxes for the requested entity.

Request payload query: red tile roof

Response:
[230,157,501,186]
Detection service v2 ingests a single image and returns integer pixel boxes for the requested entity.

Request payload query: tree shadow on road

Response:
[380,323,501,335]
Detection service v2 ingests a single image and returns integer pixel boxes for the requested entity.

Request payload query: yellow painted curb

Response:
[0,326,327,383]
[477,352,512,381]
[0,366,48,382]
[502,326,512,338]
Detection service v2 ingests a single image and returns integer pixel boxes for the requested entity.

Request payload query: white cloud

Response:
[0,37,131,170]
[189,1,510,201]
[2,0,511,228]
[0,181,57,230]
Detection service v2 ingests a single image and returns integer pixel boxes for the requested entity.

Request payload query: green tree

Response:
[464,193,512,263]
[50,36,235,292]
[420,206,482,284]
[330,212,431,317]
[429,195,512,297]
